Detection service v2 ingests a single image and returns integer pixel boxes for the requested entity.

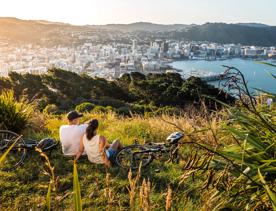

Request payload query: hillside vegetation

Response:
[0,97,275,210]
[0,67,275,210]
[0,69,233,116]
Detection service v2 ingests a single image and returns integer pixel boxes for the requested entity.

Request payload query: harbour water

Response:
[171,58,276,93]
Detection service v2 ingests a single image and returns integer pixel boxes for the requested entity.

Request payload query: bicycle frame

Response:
[116,132,184,169]
[133,142,179,159]
[0,130,58,171]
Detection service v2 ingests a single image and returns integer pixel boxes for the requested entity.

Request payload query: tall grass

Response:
[128,165,142,209]
[36,108,223,210]
[210,66,276,210]
[258,168,276,210]
[0,136,22,169]
[35,147,56,211]
[45,108,224,146]
[165,186,173,211]
[139,179,151,210]
[104,173,115,209]
[210,103,276,210]
[181,66,276,210]
[73,161,82,211]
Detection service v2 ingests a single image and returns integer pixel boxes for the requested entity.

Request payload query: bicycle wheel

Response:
[0,130,26,171]
[116,145,153,170]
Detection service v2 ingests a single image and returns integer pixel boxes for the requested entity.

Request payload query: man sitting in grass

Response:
[59,111,88,156]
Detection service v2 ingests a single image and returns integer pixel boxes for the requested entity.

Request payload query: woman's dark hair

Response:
[86,119,99,140]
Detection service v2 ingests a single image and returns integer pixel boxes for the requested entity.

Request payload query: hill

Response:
[0,17,77,44]
[237,23,270,28]
[170,22,276,46]
[0,91,275,210]
[91,22,190,32]
[0,64,275,210]
[1,17,276,46]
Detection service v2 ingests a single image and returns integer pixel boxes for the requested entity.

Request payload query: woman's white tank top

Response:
[83,134,104,164]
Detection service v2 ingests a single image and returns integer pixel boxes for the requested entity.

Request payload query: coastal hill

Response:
[90,22,191,32]
[1,17,276,46]
[170,22,276,46]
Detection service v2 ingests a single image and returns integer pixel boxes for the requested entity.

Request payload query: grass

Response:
[35,147,56,211]
[73,161,82,211]
[0,101,275,210]
[0,110,219,210]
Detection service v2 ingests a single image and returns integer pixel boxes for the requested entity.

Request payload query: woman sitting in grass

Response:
[75,119,123,167]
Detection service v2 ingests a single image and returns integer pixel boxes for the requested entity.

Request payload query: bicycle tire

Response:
[116,144,153,170]
[0,130,27,171]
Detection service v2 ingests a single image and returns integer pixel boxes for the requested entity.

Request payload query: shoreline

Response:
[164,57,276,64]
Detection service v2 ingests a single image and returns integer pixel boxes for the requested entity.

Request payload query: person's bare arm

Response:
[105,141,111,148]
[75,135,85,161]
[99,136,111,167]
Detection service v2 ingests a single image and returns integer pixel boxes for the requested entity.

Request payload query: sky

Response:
[0,0,276,25]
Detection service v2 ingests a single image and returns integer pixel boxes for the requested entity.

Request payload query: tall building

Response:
[161,41,169,53]
[132,39,137,54]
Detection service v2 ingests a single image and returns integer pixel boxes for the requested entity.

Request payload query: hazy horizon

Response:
[1,16,275,27]
[0,0,276,26]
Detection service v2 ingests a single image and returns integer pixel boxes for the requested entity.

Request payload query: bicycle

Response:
[0,130,58,171]
[116,132,184,169]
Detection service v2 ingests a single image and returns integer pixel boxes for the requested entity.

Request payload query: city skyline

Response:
[0,0,276,26]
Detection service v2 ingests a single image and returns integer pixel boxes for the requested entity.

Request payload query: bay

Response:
[171,58,276,93]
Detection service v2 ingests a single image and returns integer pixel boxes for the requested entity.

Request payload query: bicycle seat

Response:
[166,132,184,144]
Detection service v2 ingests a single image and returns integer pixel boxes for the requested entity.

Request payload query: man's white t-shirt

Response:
[267,98,273,107]
[59,124,88,156]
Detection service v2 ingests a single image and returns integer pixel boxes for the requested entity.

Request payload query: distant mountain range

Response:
[1,17,276,46]
[90,22,272,32]
[236,23,270,28]
[89,22,191,32]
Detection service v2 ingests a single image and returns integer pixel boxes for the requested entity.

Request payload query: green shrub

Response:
[117,106,131,116]
[97,97,126,108]
[105,106,114,112]
[75,102,95,113]
[36,97,49,111]
[129,104,145,114]
[211,68,276,210]
[43,104,60,115]
[92,105,108,113]
[208,102,276,210]
[0,90,33,133]
[129,104,155,114]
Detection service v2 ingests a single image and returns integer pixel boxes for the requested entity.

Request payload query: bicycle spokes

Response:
[0,130,27,171]
[116,145,153,169]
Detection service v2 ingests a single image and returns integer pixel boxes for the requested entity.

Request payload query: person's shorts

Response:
[106,148,117,162]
